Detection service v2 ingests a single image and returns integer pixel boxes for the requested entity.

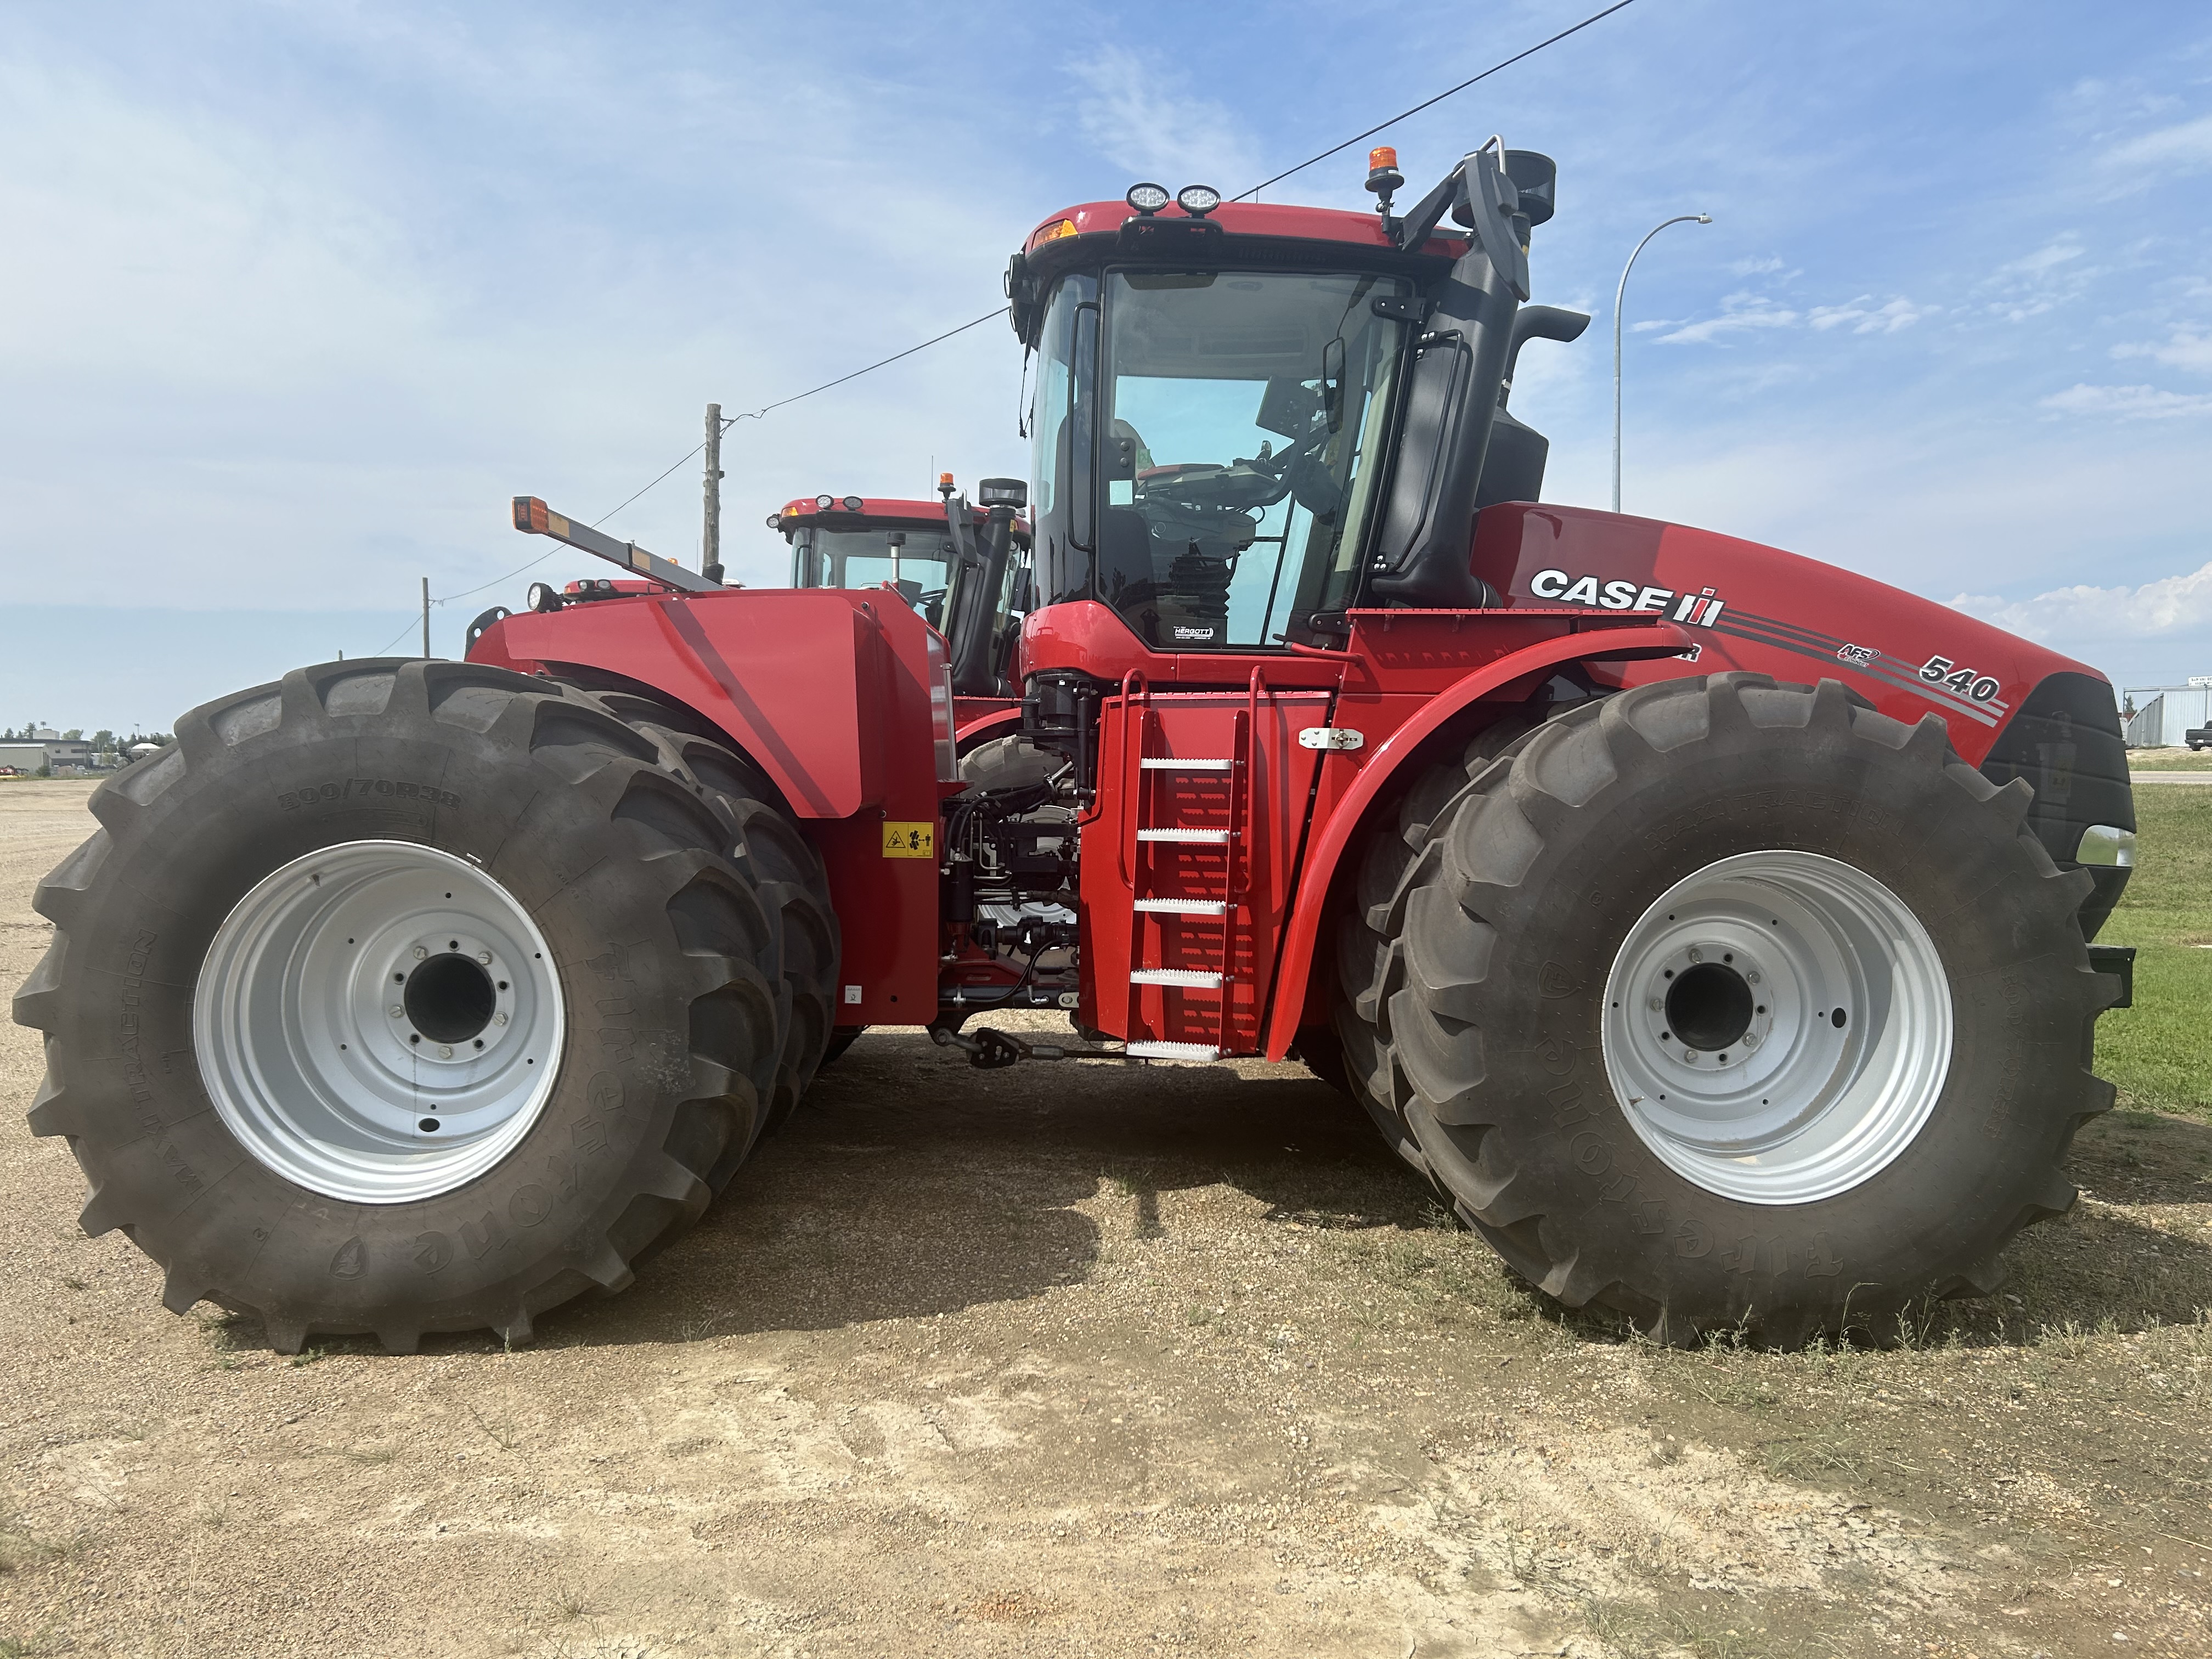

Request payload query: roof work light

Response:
[1125,182,1170,215]
[1176,184,1221,217]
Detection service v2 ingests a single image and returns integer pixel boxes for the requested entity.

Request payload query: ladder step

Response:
[1137,828,1231,843]
[1139,757,1234,771]
[1132,898,1227,915]
[1126,1041,1221,1062]
[1129,968,1224,988]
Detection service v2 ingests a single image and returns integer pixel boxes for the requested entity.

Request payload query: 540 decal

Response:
[1917,655,2002,704]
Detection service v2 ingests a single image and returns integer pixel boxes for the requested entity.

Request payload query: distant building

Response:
[2124,683,2212,747]
[0,736,95,772]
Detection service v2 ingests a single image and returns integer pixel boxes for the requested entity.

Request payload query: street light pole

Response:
[1613,213,1712,514]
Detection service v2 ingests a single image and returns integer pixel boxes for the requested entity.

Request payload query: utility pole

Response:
[702,403,725,585]
[421,577,431,659]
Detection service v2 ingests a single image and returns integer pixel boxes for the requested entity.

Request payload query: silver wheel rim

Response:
[1600,850,1952,1205]
[195,840,564,1204]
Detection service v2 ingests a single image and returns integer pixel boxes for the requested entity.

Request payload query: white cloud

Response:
[2105,112,2212,176]
[2113,328,2212,374]
[2038,383,2212,419]
[1654,292,1800,345]
[1973,235,2097,323]
[1068,47,1258,189]
[1729,256,1787,276]
[1949,562,2212,642]
[1807,296,1934,334]
[1652,291,1931,345]
[2002,238,2088,277]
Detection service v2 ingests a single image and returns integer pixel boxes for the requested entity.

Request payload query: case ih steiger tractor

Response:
[16,145,2137,1353]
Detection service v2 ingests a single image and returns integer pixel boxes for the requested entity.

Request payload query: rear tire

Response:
[590,693,839,1143]
[12,659,788,1352]
[1333,714,1533,1177]
[1333,674,2114,1345]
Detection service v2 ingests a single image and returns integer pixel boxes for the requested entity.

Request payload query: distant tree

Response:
[63,727,83,740]
[91,730,115,751]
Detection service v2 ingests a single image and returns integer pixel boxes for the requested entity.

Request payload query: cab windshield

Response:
[1031,267,1410,650]
[790,526,957,627]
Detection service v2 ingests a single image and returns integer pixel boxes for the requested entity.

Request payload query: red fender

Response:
[1262,620,1691,1059]
[954,704,1025,753]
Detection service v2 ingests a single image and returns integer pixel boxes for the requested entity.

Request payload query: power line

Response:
[581,307,1009,533]
[520,4,1644,546]
[392,4,1641,656]
[1233,0,1645,201]
[725,306,1009,428]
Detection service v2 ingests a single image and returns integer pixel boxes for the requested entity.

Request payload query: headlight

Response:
[2075,823,2136,867]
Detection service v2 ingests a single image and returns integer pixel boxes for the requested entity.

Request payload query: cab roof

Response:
[774,496,1031,544]
[775,495,978,527]
[1023,199,1468,259]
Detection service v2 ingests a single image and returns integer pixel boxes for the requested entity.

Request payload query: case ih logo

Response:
[1528,569,1728,627]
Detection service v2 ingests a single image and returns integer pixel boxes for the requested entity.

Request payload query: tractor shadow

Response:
[546,1041,2212,1352]
[556,1026,1433,1348]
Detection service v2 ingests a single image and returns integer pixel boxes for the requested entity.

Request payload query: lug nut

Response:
[1746,969,1760,985]
[1647,996,1663,1011]
[412,946,427,961]
[437,1044,452,1058]
[477,951,492,964]
[1687,947,1703,963]
[1743,1032,1760,1048]
[494,1011,509,1026]
[388,1005,404,1018]
[1683,1048,1699,1062]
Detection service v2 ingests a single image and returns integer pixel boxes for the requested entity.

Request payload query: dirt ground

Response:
[3,777,2208,1659]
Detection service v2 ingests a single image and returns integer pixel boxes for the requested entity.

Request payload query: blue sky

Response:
[4,0,2210,733]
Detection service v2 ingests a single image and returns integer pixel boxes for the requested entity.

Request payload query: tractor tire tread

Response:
[13,658,787,1352]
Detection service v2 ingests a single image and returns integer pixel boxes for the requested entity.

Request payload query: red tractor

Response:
[767,482,1033,734]
[16,146,2135,1353]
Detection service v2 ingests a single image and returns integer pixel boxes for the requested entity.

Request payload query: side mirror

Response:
[1500,306,1591,405]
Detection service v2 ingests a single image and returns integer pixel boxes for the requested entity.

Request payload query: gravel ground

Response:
[3,778,2209,1658]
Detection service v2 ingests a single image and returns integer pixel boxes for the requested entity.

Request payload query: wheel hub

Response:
[194,840,565,1204]
[1601,850,1953,1205]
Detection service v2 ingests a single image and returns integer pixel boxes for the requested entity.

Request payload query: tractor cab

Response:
[771,490,1029,638]
[1005,154,1583,663]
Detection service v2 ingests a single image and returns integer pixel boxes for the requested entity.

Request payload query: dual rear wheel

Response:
[1331,673,2116,1344]
[12,659,836,1352]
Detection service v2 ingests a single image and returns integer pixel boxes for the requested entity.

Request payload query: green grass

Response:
[2096,784,2212,1120]
[2128,747,2212,771]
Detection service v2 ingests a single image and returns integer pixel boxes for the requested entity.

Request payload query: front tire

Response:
[13,659,789,1352]
[1334,674,2115,1345]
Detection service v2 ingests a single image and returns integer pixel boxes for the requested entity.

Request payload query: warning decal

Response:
[881,821,935,859]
